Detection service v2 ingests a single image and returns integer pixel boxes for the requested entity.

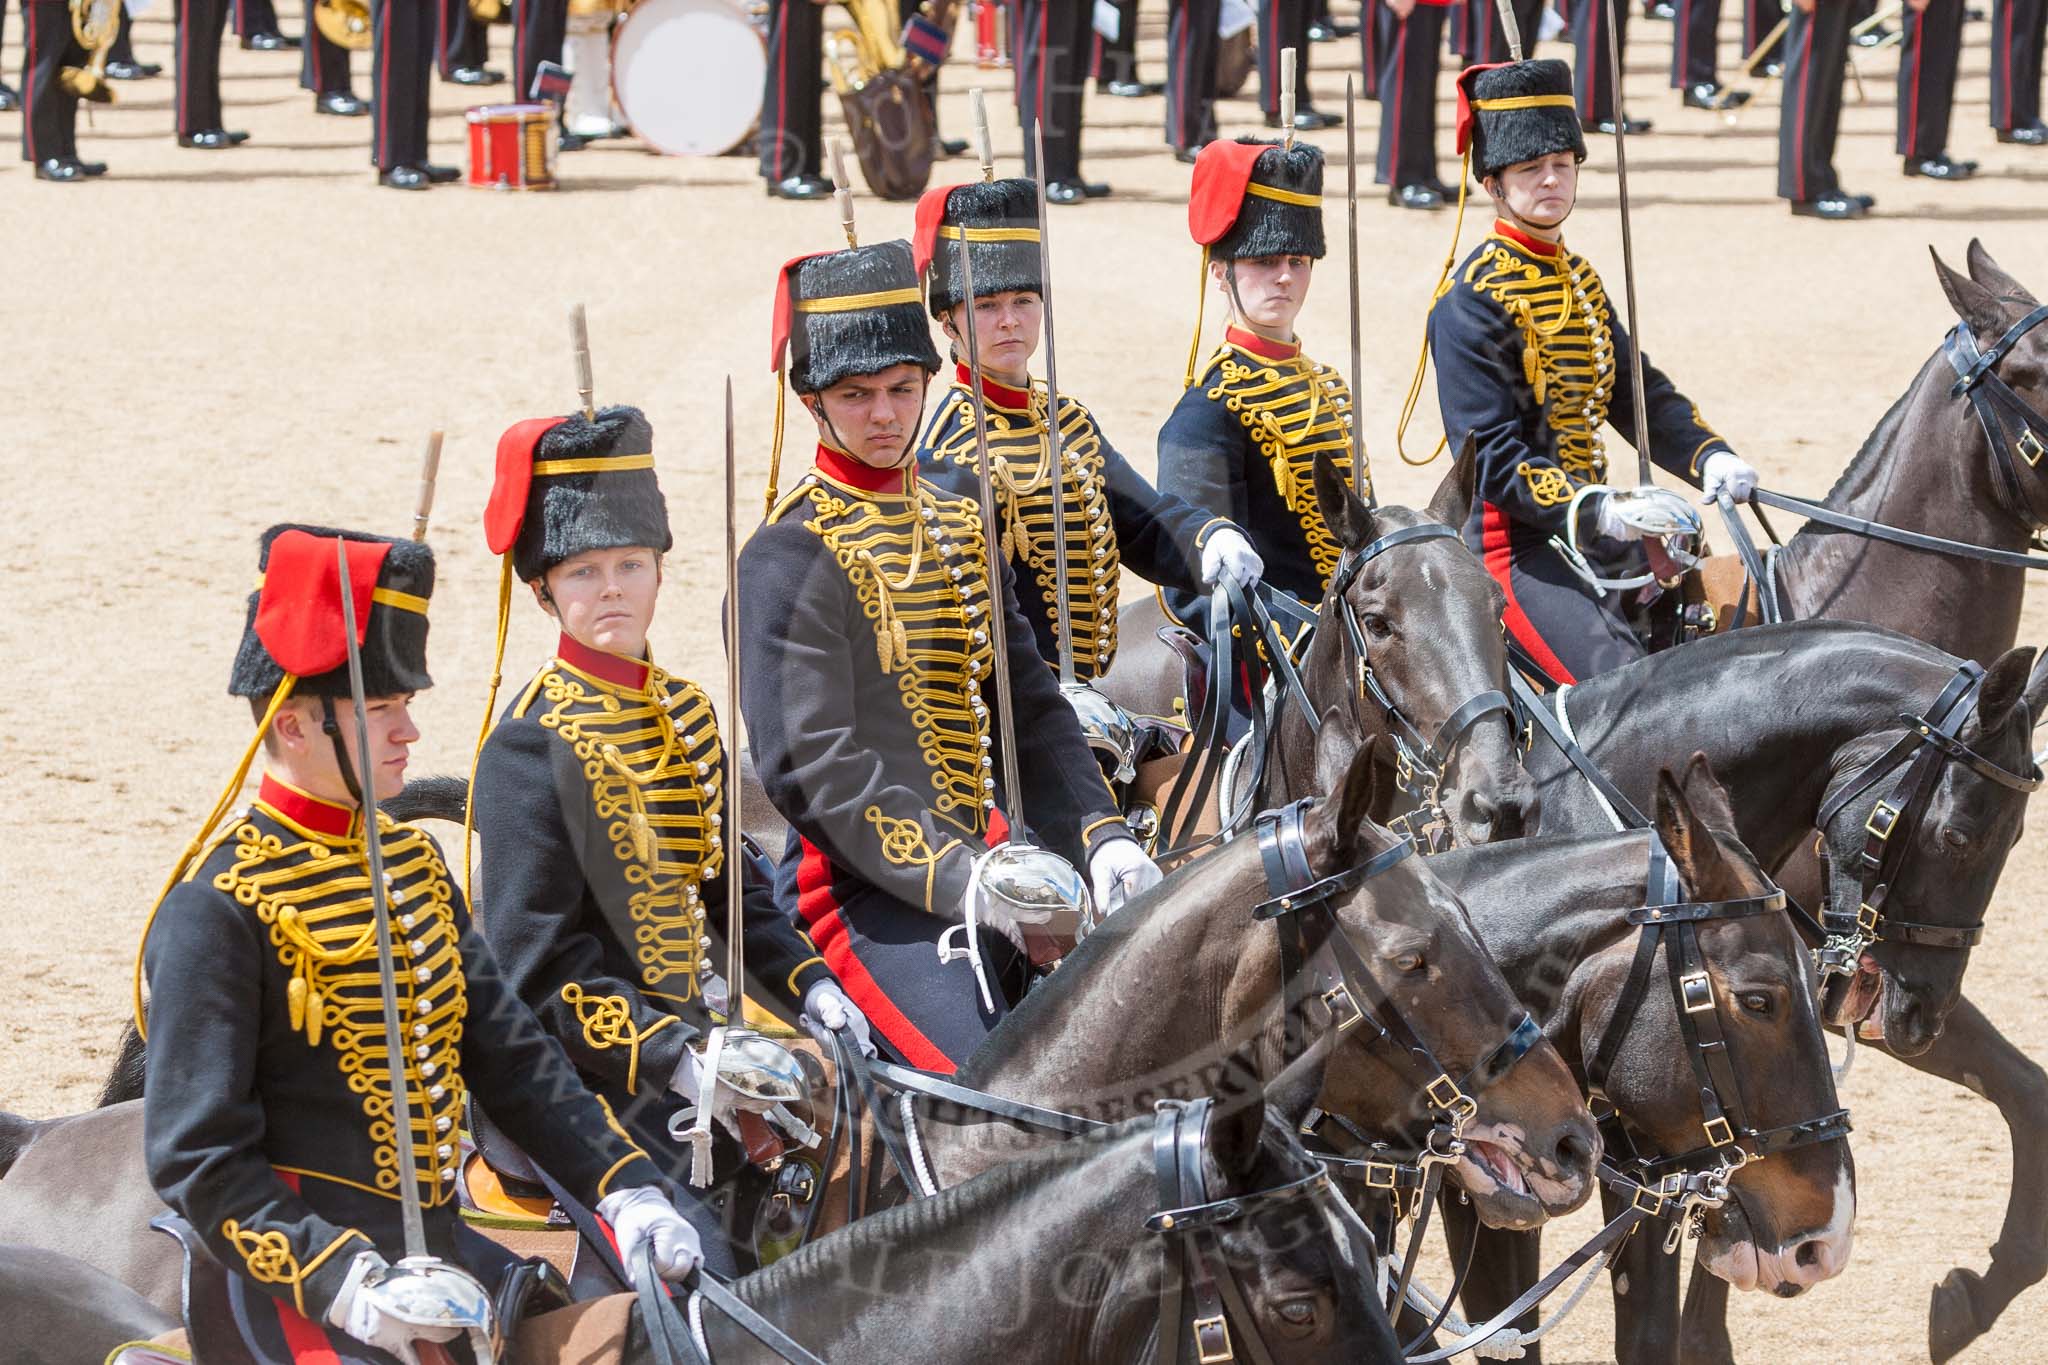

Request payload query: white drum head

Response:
[613,0,766,157]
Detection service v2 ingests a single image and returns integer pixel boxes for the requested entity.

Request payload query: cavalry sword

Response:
[334,539,429,1262]
[1030,118,1079,686]
[970,86,995,181]
[1598,0,1657,489]
[1494,0,1525,59]
[1279,47,1296,149]
[724,376,747,1027]
[1344,73,1369,502]
[571,305,597,421]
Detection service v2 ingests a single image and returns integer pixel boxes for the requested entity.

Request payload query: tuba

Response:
[60,0,121,103]
[313,0,374,49]
[825,0,948,199]
[469,0,507,20]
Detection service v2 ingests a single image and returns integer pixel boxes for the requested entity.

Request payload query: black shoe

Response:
[78,159,109,176]
[448,65,505,85]
[1173,145,1202,164]
[1046,177,1088,204]
[1790,191,1868,219]
[105,60,161,80]
[936,136,969,156]
[559,130,592,152]
[316,91,368,116]
[1080,178,1110,198]
[1762,58,1784,77]
[1904,154,1978,180]
[1265,107,1342,130]
[419,162,460,183]
[1591,117,1653,135]
[1852,23,1891,46]
[766,173,834,199]
[35,156,90,182]
[379,164,430,190]
[1422,175,1459,199]
[1306,18,1356,39]
[240,29,300,49]
[1645,0,1675,14]
[1388,183,1445,210]
[1682,81,1751,111]
[1996,122,2048,145]
[1098,78,1162,97]
[178,128,249,148]
[0,83,20,112]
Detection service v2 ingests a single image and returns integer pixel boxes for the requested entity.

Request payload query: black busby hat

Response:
[228,524,436,700]
[1191,139,1328,263]
[912,178,1044,318]
[1457,60,1587,183]
[484,405,672,584]
[773,241,943,396]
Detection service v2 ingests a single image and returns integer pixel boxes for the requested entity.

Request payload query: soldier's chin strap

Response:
[319,697,365,807]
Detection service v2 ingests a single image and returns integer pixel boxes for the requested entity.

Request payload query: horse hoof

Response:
[1929,1267,1988,1364]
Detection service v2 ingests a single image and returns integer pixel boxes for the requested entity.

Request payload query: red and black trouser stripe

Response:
[1373,2,1446,190]
[1775,0,1849,201]
[1897,0,1963,157]
[1164,0,1220,150]
[1474,503,1644,687]
[1255,0,1311,116]
[756,0,824,179]
[1990,0,2045,130]
[22,0,85,163]
[370,0,431,168]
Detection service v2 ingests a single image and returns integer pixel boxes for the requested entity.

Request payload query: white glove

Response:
[327,1253,463,1365]
[597,1185,704,1283]
[1593,489,1648,542]
[1199,527,1265,592]
[1698,450,1759,505]
[802,979,877,1057]
[1088,837,1162,914]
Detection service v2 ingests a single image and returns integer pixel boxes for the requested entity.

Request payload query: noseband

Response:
[1147,1097,1342,1365]
[1943,304,2048,531]
[1813,660,2041,983]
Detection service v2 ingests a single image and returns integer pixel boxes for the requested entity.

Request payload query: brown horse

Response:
[0,1244,177,1365]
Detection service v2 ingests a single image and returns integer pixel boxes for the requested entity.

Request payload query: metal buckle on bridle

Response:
[1863,800,1899,843]
[1192,1315,1234,1364]
[2022,430,2046,468]
[1678,971,1715,1014]
[1700,1115,1736,1149]
[1425,1074,1477,1127]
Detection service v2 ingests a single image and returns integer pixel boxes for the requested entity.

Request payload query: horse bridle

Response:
[1811,661,2041,997]
[1148,1097,1346,1365]
[1943,303,2048,533]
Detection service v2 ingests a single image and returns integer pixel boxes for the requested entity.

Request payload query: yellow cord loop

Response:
[765,375,787,518]
[1184,246,1211,391]
[1395,148,1474,469]
[133,675,297,1039]
[463,554,514,908]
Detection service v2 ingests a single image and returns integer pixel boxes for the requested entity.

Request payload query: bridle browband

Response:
[1812,661,2041,988]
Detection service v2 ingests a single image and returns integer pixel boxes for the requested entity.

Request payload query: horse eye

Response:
[1939,827,1971,853]
[1393,952,1425,975]
[1739,992,1772,1016]
[1363,614,1393,640]
[1275,1299,1318,1328]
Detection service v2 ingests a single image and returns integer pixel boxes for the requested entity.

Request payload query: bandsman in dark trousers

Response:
[513,0,566,106]
[1095,0,1153,93]
[1569,0,1651,131]
[911,177,1261,680]
[1991,0,2047,143]
[1158,138,1361,619]
[1258,0,1340,126]
[176,0,250,147]
[1465,0,1541,65]
[138,524,711,1363]
[1012,0,1109,198]
[757,0,829,198]
[0,0,19,111]
[439,0,501,82]
[1375,0,1454,208]
[1671,0,1754,107]
[106,3,164,80]
[1777,0,1868,216]
[19,0,108,179]
[469,405,867,1232]
[1746,0,1786,71]
[300,0,365,115]
[1164,0,1220,159]
[234,0,298,47]
[370,0,454,188]
[1360,0,1381,96]
[741,241,1157,1071]
[1898,0,1976,178]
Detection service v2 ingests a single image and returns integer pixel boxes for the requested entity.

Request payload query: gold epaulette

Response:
[1204,347,1360,590]
[1462,237,1616,504]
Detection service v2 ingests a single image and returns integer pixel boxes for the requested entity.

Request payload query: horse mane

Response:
[97,1018,146,1108]
[1808,348,1946,518]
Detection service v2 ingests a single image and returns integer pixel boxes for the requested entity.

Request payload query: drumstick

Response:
[571,304,596,419]
[970,87,995,181]
[829,139,857,247]
[1280,47,1296,149]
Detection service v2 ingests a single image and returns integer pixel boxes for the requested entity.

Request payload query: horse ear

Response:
[1974,646,2038,734]
[1313,450,1376,550]
[1965,239,2036,306]
[1674,751,1741,838]
[1427,434,1481,529]
[2023,649,2048,731]
[1263,1029,1336,1131]
[1206,1088,1268,1186]
[1653,766,1727,890]
[1933,246,2010,341]
[1315,727,1383,861]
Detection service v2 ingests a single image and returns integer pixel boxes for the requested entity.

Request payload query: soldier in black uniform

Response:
[1671,0,1755,108]
[911,177,1264,681]
[105,3,163,80]
[19,0,108,179]
[1375,0,1455,208]
[1012,0,1109,198]
[1157,138,1361,622]
[0,0,18,111]
[468,405,872,1239]
[233,0,296,46]
[1257,0,1338,126]
[140,525,708,1363]
[1778,0,1868,216]
[741,241,1157,1072]
[1991,0,2047,142]
[513,0,565,100]
[1898,0,1976,179]
[1164,0,1220,160]
[1426,59,1756,683]
[299,1,365,115]
[438,0,501,83]
[175,0,250,147]
[1568,0,1650,131]
[757,0,829,198]
[371,0,455,188]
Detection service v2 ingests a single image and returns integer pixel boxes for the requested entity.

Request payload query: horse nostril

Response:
[1795,1239,1823,1270]
[1554,1125,1596,1180]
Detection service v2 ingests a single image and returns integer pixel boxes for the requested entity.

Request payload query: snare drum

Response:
[465,103,557,191]
[612,0,765,157]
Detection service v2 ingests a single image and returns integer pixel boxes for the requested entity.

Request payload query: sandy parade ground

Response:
[2,0,2046,1355]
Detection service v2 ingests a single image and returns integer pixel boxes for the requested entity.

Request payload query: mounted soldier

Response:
[1423,58,1759,684]
[465,393,874,1268]
[137,524,705,1364]
[739,238,1159,1073]
[1156,136,1364,629]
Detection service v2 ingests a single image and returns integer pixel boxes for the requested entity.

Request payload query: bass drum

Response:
[612,0,765,157]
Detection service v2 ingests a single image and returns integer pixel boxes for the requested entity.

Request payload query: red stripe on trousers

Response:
[1997,0,2013,125]
[376,1,392,164]
[1791,7,1814,198]
[1389,20,1408,176]
[24,0,39,159]
[1906,8,1923,154]
[1479,501,1578,685]
[793,839,958,1073]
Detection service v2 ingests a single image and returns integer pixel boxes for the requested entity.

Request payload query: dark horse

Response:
[1101,445,1537,847]
[1427,758,1856,1363]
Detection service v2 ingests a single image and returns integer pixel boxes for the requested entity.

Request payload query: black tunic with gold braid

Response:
[918,364,1226,680]
[472,633,832,1181]
[1156,324,1361,622]
[143,776,665,1330]
[739,445,1135,1072]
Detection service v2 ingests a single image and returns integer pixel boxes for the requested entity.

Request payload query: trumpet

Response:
[313,0,373,50]
[59,0,121,103]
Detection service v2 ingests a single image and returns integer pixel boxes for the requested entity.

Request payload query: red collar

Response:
[1224,325,1301,361]
[556,631,652,691]
[954,362,1034,411]
[814,442,917,494]
[257,773,359,839]
[1492,219,1563,258]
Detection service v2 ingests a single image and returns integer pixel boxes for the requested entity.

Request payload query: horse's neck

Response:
[1778,349,2029,665]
